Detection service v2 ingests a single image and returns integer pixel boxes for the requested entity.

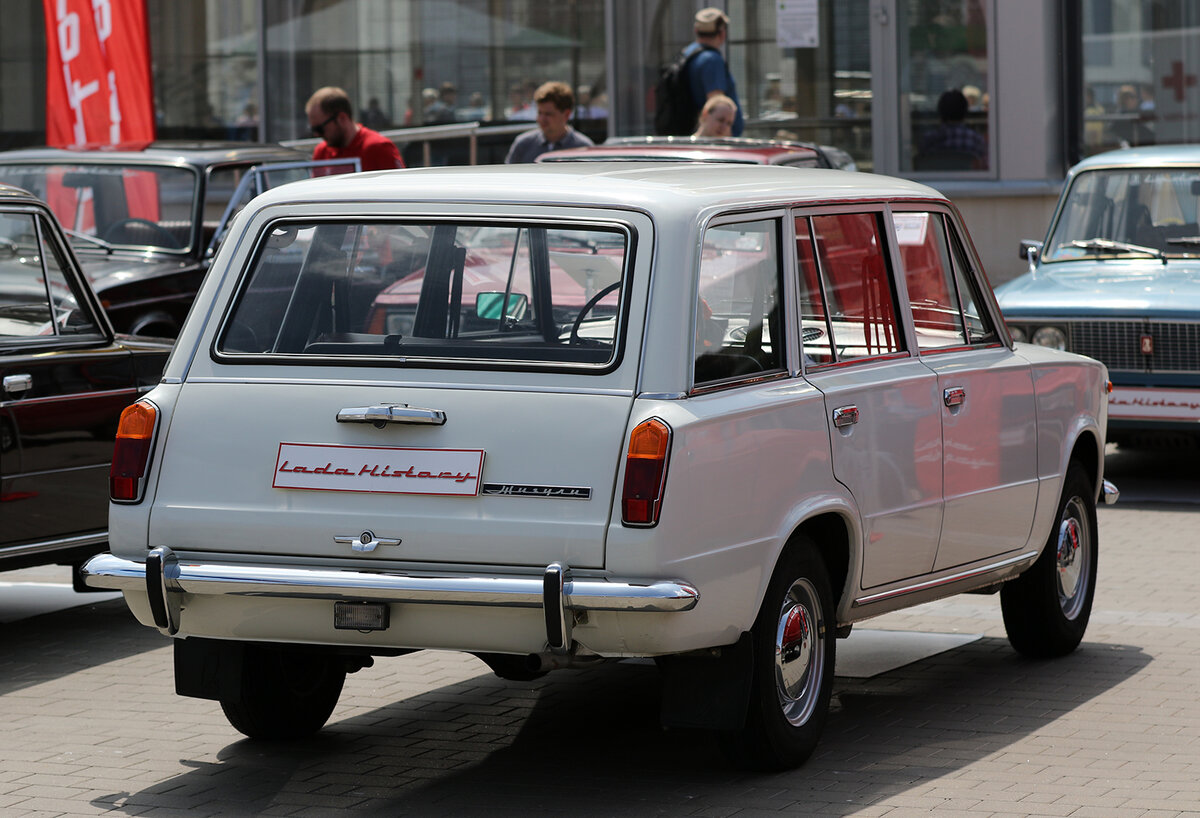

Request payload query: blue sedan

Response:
[996,145,1200,446]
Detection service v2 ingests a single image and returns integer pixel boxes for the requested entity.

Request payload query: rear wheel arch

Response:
[782,512,851,614]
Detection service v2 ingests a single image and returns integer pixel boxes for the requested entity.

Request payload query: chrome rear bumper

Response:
[81,547,700,652]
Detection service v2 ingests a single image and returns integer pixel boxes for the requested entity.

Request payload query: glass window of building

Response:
[724,0,874,170]
[1080,0,1200,156]
[898,0,991,174]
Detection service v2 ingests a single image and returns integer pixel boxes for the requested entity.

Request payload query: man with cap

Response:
[685,7,744,137]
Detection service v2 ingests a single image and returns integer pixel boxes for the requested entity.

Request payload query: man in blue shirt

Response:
[505,82,595,163]
[685,8,744,137]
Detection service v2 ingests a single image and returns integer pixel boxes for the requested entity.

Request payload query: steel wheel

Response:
[1002,462,1098,658]
[1055,496,1093,620]
[774,577,826,728]
[721,539,834,770]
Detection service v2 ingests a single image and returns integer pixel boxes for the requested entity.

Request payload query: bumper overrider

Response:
[81,546,700,653]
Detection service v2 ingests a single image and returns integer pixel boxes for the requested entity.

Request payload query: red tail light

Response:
[621,418,672,527]
[110,400,158,503]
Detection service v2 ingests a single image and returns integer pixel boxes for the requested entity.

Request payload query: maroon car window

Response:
[219,220,628,368]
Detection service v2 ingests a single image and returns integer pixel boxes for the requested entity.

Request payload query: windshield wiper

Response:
[1165,236,1200,246]
[63,229,114,254]
[1069,237,1165,264]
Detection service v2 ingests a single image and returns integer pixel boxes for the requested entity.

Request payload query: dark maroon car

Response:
[0,183,170,579]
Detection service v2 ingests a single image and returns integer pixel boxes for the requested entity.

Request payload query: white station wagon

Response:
[84,163,1116,769]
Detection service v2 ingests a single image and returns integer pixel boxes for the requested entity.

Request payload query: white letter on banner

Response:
[57,0,80,61]
[92,0,112,45]
[107,69,121,142]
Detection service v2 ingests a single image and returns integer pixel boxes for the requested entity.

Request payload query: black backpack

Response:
[653,46,713,135]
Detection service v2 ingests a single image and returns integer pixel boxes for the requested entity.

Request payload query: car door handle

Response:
[943,386,966,408]
[337,404,446,426]
[832,405,859,428]
[3,374,32,396]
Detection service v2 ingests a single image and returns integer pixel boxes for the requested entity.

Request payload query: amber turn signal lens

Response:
[621,418,672,527]
[110,401,158,502]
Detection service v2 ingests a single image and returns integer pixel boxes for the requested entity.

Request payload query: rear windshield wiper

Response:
[1069,237,1165,264]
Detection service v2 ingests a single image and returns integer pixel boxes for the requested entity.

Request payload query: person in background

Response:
[685,8,744,137]
[693,94,737,138]
[504,81,594,163]
[425,82,458,125]
[306,86,404,171]
[360,97,390,131]
[916,88,986,168]
[575,85,607,119]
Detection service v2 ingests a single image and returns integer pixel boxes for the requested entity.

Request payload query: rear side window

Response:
[796,211,904,364]
[217,220,628,368]
[693,218,785,386]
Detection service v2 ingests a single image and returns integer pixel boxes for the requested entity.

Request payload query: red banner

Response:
[43,0,155,147]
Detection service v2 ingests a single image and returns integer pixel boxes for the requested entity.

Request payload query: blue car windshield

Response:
[1044,168,1200,262]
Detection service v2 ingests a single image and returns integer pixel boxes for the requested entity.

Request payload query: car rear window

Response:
[217,220,629,368]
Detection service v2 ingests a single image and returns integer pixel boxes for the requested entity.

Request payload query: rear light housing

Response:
[110,400,159,503]
[621,417,672,527]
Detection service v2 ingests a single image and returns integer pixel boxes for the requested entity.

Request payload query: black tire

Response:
[1001,462,1098,658]
[720,539,835,770]
[220,646,346,739]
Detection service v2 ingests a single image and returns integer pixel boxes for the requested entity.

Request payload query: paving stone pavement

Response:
[0,498,1196,817]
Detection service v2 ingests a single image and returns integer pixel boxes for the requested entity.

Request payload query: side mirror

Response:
[476,291,528,321]
[1019,239,1043,274]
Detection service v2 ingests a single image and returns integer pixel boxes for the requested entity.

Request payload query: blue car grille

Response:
[1070,320,1200,373]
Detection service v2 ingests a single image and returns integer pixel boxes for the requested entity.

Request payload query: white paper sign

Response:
[273,443,484,496]
[777,0,819,49]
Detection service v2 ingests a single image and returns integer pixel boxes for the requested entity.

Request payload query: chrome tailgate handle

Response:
[337,404,446,426]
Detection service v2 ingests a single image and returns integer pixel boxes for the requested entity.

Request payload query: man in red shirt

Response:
[305,87,404,172]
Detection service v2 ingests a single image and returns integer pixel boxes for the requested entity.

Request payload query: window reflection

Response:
[900,0,990,173]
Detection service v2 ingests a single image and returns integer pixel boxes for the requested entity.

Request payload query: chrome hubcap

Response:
[774,578,824,726]
[1056,497,1091,619]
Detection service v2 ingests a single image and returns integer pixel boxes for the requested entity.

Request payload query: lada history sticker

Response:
[274,443,484,496]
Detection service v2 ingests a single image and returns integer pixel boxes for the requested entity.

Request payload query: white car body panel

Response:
[88,164,1109,660]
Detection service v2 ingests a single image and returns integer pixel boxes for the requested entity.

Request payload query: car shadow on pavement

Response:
[0,598,164,697]
[92,634,1148,815]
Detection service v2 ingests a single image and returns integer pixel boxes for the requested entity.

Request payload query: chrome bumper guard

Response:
[81,547,700,653]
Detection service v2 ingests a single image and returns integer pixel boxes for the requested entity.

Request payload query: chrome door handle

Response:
[3,374,32,395]
[337,404,446,426]
[943,386,966,407]
[832,405,859,428]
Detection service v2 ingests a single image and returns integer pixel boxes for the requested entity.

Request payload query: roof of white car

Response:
[252,162,943,215]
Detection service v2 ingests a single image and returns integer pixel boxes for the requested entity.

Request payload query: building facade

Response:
[2,0,1199,282]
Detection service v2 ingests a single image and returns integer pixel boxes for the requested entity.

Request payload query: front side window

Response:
[0,212,92,339]
[219,220,628,367]
[894,210,996,349]
[0,164,197,252]
[799,212,904,363]
[1045,168,1200,262]
[693,219,784,386]
[0,211,51,337]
